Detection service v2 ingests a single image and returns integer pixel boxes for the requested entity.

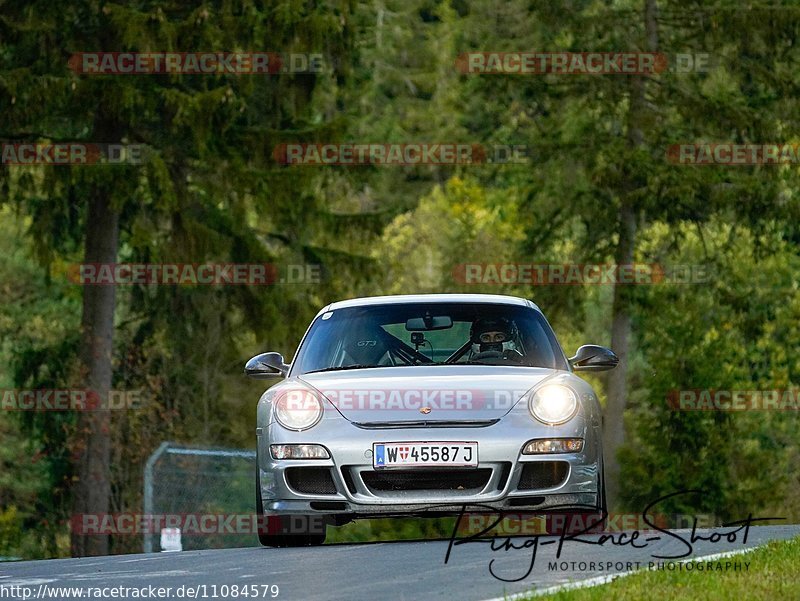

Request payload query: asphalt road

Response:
[1,525,798,601]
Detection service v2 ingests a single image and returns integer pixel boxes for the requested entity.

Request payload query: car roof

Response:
[319,294,540,315]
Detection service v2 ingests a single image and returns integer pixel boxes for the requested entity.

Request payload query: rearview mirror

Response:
[405,315,453,331]
[569,345,619,372]
[245,352,289,378]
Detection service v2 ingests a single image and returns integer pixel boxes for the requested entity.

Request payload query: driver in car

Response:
[469,317,524,363]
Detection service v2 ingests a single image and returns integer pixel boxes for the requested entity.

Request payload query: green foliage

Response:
[378,175,524,293]
[0,208,76,558]
[622,222,800,522]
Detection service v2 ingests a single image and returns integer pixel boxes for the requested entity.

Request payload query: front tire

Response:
[255,467,326,547]
[597,468,607,515]
[585,465,608,533]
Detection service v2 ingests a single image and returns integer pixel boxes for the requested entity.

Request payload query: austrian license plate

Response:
[373,442,478,468]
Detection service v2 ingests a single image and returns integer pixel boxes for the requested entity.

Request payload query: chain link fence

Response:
[143,442,257,552]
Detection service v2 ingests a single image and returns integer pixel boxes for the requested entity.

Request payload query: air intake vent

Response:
[286,467,337,495]
[518,462,569,490]
[362,469,492,493]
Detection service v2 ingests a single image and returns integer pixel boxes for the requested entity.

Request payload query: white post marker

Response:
[160,528,182,552]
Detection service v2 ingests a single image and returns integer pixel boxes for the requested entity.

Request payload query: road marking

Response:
[72,570,194,582]
[478,545,763,601]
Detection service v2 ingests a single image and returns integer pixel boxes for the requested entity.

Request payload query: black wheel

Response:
[598,468,608,515]
[586,465,608,533]
[256,466,326,547]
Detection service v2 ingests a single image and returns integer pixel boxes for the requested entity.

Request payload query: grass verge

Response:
[528,535,800,601]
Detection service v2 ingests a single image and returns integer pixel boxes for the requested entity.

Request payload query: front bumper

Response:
[257,409,601,517]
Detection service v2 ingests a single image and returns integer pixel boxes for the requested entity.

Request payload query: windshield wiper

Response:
[305,364,384,374]
[445,360,488,365]
[444,361,536,369]
[439,360,530,366]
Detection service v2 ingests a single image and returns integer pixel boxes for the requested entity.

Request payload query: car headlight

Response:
[274,388,323,431]
[529,384,578,425]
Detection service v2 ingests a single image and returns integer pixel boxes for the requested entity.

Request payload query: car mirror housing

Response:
[245,352,290,378]
[568,345,619,372]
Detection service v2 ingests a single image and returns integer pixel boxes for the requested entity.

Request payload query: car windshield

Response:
[291,302,568,374]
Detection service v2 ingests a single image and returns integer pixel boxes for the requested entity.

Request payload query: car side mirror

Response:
[245,352,289,378]
[568,345,619,372]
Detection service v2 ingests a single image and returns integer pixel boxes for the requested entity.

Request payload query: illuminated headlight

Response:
[270,444,330,459]
[523,439,583,454]
[528,384,578,425]
[274,389,323,431]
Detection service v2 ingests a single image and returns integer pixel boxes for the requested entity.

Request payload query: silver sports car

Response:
[246,294,618,546]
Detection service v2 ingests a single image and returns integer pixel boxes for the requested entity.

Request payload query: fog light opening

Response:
[270,444,330,459]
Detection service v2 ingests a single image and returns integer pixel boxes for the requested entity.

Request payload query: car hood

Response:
[297,365,559,423]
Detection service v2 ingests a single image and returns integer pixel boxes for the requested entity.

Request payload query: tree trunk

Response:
[603,0,658,510]
[70,186,119,557]
[603,202,637,509]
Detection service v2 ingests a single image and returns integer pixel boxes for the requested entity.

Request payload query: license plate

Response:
[372,442,478,468]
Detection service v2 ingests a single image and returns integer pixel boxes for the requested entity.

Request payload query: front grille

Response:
[518,462,569,490]
[285,467,337,495]
[496,462,512,491]
[361,469,492,493]
[341,466,358,494]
